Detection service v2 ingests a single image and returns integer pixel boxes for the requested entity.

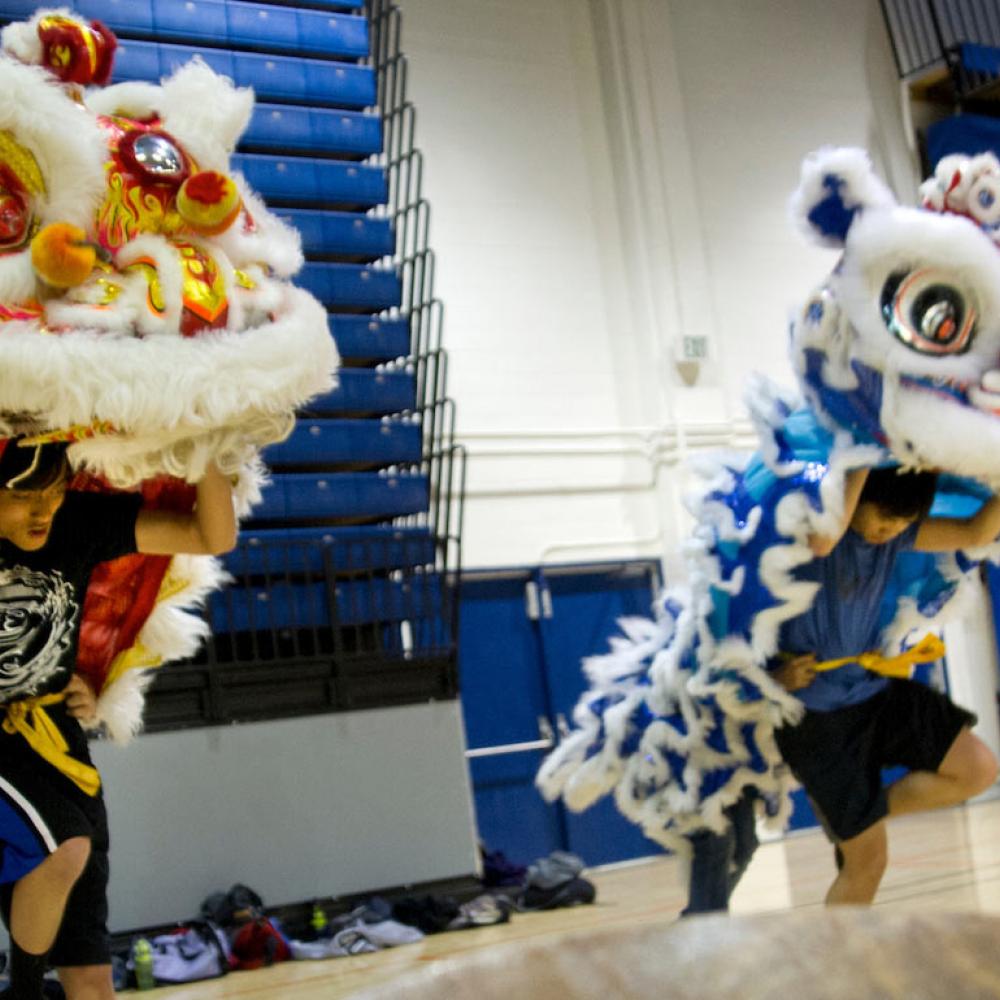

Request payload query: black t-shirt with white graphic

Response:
[0,491,141,705]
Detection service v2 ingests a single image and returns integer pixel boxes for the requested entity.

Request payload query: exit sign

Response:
[681,336,709,360]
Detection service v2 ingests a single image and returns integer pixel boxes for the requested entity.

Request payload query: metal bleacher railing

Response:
[881,0,1000,107]
[0,0,466,726]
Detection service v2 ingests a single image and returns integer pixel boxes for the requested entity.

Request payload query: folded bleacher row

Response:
[0,0,465,724]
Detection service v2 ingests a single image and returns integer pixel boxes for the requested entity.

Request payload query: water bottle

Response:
[132,937,155,991]
[310,901,328,937]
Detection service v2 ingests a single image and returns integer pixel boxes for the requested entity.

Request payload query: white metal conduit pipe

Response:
[451,422,756,567]
[455,421,756,499]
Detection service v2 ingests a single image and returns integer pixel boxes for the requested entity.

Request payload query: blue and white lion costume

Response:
[537,147,1000,852]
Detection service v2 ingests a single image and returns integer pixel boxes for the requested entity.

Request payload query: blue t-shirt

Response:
[777,522,919,712]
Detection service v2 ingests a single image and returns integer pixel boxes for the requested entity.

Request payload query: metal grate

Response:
[881,0,1000,104]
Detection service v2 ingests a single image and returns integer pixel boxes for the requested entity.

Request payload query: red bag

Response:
[229,919,291,971]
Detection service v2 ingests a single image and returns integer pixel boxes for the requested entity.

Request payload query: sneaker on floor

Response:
[525,851,585,891]
[447,894,512,930]
[518,877,596,912]
[330,925,381,957]
[392,895,461,934]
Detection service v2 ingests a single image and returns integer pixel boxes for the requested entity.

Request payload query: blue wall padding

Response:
[927,111,1000,166]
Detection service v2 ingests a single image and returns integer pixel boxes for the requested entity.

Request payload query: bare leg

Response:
[58,964,116,1000]
[10,837,91,952]
[826,820,887,905]
[887,728,998,817]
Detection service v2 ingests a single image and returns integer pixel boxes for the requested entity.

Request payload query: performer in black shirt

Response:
[0,439,236,1000]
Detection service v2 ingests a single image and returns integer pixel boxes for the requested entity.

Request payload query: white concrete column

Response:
[587,0,723,581]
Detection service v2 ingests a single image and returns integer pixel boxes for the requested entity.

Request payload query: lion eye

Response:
[880,269,976,355]
[119,130,190,187]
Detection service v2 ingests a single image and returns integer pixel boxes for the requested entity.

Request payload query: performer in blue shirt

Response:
[772,466,999,904]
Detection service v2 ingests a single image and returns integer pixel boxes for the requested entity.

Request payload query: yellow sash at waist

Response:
[3,694,101,797]
[811,633,946,680]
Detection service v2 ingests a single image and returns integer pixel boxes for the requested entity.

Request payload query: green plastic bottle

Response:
[311,902,328,937]
[132,937,155,991]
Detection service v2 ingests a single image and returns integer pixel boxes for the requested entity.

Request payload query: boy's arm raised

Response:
[808,467,871,558]
[914,493,1000,552]
[134,463,238,556]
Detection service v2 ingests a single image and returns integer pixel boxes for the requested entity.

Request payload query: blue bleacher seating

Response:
[0,0,454,656]
[229,525,437,575]
[233,0,364,13]
[305,371,417,416]
[243,105,382,158]
[328,316,410,362]
[209,573,442,631]
[278,210,394,261]
[71,0,369,60]
[296,263,400,311]
[113,40,376,109]
[232,154,387,208]
[252,471,429,522]
[265,418,422,467]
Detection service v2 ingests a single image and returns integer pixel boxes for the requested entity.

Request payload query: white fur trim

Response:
[213,179,304,279]
[156,60,254,171]
[0,56,107,231]
[89,550,232,743]
[87,669,155,745]
[789,146,897,249]
[83,80,163,119]
[85,60,254,172]
[0,286,335,485]
[0,251,39,305]
[1,13,47,65]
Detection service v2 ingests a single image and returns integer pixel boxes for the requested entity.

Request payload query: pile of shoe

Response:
[518,851,596,911]
[287,898,424,960]
[390,892,513,934]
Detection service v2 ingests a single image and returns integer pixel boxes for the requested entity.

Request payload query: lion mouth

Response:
[900,371,1000,415]
[969,369,1000,414]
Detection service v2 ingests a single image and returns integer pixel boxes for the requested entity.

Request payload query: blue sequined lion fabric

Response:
[536,147,1000,851]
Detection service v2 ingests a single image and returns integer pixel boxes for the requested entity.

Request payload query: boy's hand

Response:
[64,674,98,722]
[772,654,817,692]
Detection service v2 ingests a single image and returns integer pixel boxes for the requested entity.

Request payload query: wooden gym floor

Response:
[142,797,1000,998]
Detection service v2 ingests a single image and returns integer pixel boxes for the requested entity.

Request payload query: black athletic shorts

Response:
[0,702,111,967]
[774,679,976,842]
